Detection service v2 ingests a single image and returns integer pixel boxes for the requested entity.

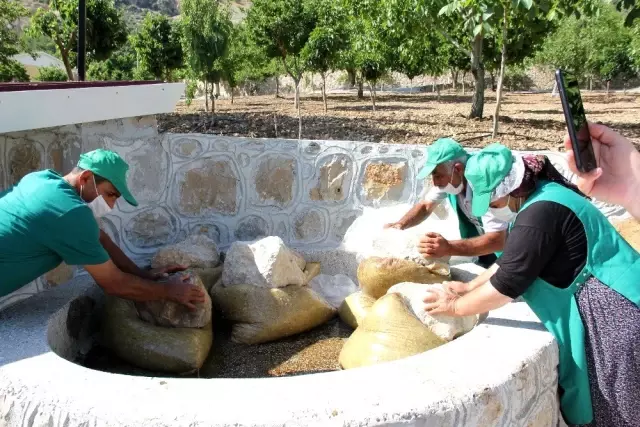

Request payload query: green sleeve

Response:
[46,206,110,266]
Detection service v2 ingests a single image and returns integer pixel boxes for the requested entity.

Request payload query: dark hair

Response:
[72,167,108,184]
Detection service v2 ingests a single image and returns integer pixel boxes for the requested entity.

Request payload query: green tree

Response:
[0,61,30,83]
[29,0,128,80]
[0,0,29,66]
[536,5,633,93]
[87,43,137,81]
[36,66,68,81]
[180,0,232,112]
[247,0,317,121]
[131,13,183,81]
[225,23,280,97]
[301,0,348,112]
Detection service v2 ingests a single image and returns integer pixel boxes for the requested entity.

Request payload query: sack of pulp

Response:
[342,204,459,271]
[339,293,446,369]
[357,256,451,299]
[338,291,377,329]
[210,274,335,345]
[101,270,213,374]
[388,282,480,341]
[135,270,212,328]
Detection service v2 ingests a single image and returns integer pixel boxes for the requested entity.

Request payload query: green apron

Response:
[514,181,640,425]
[447,193,503,258]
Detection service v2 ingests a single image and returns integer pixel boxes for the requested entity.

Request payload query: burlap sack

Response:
[338,291,376,329]
[388,282,480,341]
[210,264,335,345]
[614,218,640,253]
[357,257,451,299]
[101,295,213,374]
[339,293,446,369]
[135,271,212,328]
[191,266,224,293]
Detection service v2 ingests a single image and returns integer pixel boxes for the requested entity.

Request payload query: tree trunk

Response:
[452,70,458,91]
[470,33,485,119]
[357,80,364,99]
[589,77,593,91]
[60,50,74,81]
[347,68,356,87]
[231,88,234,104]
[490,72,496,91]
[368,82,376,112]
[606,80,610,97]
[275,76,279,98]
[295,78,302,139]
[211,88,216,113]
[215,82,220,98]
[462,71,466,95]
[492,8,508,138]
[204,81,209,112]
[321,73,327,113]
[432,79,436,93]
[410,78,413,93]
[437,83,441,101]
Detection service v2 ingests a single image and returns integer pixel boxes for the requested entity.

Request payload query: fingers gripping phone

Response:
[555,69,598,173]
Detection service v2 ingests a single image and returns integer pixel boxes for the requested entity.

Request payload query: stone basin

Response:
[3,113,628,426]
[0,256,560,427]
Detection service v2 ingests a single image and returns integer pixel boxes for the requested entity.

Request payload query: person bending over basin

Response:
[0,149,204,310]
[385,138,507,268]
[423,143,640,427]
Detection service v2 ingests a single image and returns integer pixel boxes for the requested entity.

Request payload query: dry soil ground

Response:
[158,90,640,151]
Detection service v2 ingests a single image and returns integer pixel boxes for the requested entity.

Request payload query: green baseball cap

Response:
[77,149,138,207]
[416,138,468,180]
[464,143,514,217]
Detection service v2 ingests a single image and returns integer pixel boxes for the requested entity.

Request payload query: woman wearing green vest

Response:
[423,143,640,427]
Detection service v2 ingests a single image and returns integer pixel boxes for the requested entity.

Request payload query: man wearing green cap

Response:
[0,149,205,310]
[385,138,507,267]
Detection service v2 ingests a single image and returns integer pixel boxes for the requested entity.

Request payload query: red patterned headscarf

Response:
[509,155,588,199]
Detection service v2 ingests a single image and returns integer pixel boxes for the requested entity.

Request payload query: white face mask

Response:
[490,196,517,223]
[82,176,113,219]
[443,168,464,195]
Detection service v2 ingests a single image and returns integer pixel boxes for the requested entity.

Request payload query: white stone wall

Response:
[0,116,628,311]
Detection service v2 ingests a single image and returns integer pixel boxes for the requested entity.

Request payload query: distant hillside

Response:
[19,0,250,29]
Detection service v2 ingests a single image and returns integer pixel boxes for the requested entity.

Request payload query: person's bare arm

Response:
[447,263,499,295]
[453,281,512,316]
[84,260,205,310]
[99,230,152,279]
[386,201,438,230]
[448,230,506,257]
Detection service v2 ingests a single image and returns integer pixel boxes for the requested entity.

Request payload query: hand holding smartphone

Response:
[556,69,598,173]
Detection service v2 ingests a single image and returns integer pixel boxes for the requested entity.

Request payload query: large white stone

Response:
[388,282,480,341]
[151,235,220,269]
[221,236,307,288]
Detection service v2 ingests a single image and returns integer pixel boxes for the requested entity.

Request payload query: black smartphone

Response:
[555,69,597,173]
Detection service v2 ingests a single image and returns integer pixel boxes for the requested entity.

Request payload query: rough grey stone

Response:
[151,235,220,269]
[222,236,307,288]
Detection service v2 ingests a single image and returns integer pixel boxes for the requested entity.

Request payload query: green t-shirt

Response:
[0,170,109,297]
